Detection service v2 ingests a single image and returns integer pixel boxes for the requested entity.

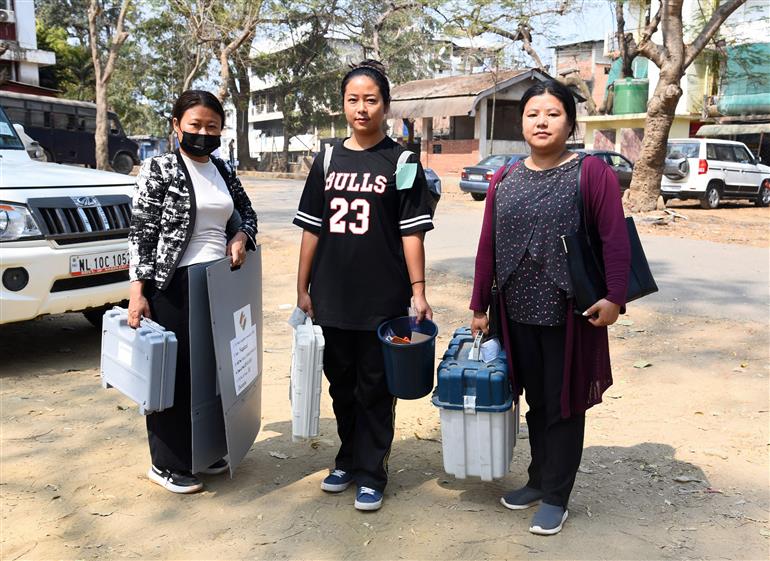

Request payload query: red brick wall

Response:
[420,139,480,176]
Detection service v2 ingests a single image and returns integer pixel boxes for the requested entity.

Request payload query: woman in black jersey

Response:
[293,61,435,511]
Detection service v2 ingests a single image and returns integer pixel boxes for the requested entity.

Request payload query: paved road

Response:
[244,178,770,324]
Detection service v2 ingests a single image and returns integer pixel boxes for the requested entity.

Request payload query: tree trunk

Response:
[282,128,291,173]
[625,66,683,212]
[228,58,260,170]
[87,0,129,172]
[402,118,414,145]
[94,81,111,170]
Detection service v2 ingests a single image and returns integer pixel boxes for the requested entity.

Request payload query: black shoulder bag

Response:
[562,159,659,314]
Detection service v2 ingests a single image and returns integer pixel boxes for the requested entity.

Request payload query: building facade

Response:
[577,0,769,161]
[0,0,56,95]
[389,68,554,176]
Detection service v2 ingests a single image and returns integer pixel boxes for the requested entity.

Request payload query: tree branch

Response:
[101,0,131,85]
[372,1,417,60]
[684,0,747,68]
[633,7,664,68]
[87,0,103,84]
[481,22,545,69]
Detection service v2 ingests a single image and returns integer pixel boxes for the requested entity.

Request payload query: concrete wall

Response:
[581,114,693,161]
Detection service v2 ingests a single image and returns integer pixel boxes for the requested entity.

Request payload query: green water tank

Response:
[613,78,649,114]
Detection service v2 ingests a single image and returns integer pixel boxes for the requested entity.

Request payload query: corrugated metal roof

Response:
[391,69,531,101]
[389,68,563,118]
[389,97,478,119]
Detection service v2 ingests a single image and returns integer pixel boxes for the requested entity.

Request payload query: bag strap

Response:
[323,145,334,178]
[574,155,587,233]
[491,160,521,290]
[573,155,608,275]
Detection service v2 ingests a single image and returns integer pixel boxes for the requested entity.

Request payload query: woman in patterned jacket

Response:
[127,90,257,494]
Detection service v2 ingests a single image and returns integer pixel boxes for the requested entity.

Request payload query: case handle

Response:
[469,332,483,361]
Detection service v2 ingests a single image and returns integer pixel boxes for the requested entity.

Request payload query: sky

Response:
[533,1,620,69]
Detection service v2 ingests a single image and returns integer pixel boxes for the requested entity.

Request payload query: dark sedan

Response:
[459,153,527,201]
[576,149,634,191]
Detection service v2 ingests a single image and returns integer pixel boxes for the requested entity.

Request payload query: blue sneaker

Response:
[529,503,569,536]
[321,469,353,493]
[354,486,383,511]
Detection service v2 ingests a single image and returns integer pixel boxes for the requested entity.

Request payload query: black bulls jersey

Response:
[293,137,434,330]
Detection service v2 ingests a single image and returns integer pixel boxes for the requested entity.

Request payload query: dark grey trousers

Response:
[509,320,585,508]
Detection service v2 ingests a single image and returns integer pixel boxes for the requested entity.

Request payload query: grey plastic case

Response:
[100,307,178,415]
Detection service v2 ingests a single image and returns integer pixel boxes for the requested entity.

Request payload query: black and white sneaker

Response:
[200,458,229,475]
[147,465,203,494]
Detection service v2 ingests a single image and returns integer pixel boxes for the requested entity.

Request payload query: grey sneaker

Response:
[500,486,544,510]
[529,503,569,535]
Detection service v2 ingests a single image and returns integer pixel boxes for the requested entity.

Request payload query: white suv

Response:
[661,138,770,209]
[0,106,134,326]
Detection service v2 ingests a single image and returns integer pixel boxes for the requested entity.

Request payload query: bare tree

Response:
[438,2,603,115]
[169,0,218,91]
[212,1,265,102]
[618,0,748,211]
[87,0,131,171]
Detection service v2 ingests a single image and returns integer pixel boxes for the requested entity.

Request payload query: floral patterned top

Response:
[495,156,581,326]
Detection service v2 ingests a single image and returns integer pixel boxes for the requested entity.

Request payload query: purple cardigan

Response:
[470,156,631,418]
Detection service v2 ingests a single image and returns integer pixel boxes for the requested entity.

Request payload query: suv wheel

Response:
[82,302,125,328]
[471,192,486,201]
[112,152,134,175]
[755,179,770,207]
[83,306,110,328]
[701,183,721,209]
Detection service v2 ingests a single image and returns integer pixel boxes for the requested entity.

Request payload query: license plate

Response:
[469,174,483,181]
[70,250,129,276]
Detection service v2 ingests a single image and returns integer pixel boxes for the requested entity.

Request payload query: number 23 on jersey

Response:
[329,197,370,235]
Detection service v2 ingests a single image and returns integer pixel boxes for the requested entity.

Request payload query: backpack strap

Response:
[323,145,334,178]
[397,149,413,167]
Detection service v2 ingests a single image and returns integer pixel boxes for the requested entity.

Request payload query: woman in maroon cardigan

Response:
[470,80,630,535]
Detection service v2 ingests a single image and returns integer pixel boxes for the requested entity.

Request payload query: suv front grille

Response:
[28,195,132,243]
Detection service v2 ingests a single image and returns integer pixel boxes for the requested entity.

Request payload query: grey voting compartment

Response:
[206,250,263,476]
[188,261,228,474]
[100,307,178,415]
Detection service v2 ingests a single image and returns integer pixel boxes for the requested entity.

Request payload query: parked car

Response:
[12,123,47,161]
[0,90,140,174]
[576,149,634,191]
[423,167,441,216]
[661,138,770,209]
[0,106,134,326]
[460,154,527,201]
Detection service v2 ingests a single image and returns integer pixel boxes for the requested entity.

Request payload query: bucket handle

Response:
[469,332,483,361]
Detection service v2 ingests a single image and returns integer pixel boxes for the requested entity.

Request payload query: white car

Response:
[0,106,133,326]
[661,138,770,209]
[12,123,46,161]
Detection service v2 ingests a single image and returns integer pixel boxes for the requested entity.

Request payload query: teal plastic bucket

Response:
[377,316,438,399]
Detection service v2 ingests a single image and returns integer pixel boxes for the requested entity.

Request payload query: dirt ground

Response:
[1,189,768,560]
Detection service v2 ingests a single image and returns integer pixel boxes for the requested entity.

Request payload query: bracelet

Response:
[411,280,425,286]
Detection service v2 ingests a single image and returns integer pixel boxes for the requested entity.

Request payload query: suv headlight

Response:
[0,203,42,241]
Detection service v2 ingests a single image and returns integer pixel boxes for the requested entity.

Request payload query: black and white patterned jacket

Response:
[128,151,258,290]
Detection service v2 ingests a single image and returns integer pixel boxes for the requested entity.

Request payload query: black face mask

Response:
[180,131,221,157]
